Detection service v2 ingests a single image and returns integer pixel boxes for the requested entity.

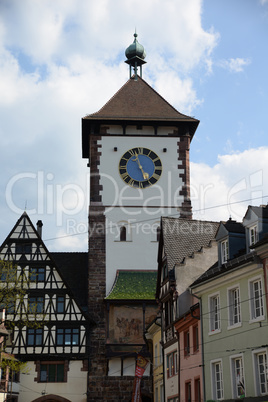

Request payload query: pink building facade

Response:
[174,304,203,402]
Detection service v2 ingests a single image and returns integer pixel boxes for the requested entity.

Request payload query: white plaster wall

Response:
[105,208,178,294]
[175,241,218,295]
[105,125,177,136]
[99,136,184,208]
[100,135,185,294]
[164,343,179,400]
[18,361,87,402]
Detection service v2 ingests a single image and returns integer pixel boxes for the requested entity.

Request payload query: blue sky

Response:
[0,0,268,251]
[194,0,268,164]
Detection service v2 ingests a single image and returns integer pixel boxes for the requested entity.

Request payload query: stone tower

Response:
[81,33,199,401]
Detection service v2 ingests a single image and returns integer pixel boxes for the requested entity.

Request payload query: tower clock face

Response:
[119,147,162,189]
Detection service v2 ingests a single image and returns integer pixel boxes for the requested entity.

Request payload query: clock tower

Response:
[82,33,199,400]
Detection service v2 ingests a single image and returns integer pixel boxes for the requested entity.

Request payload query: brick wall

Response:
[178,132,192,219]
[86,131,153,400]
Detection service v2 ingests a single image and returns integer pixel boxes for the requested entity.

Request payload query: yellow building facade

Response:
[145,318,164,402]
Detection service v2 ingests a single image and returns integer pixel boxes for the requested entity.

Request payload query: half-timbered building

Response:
[0,212,92,402]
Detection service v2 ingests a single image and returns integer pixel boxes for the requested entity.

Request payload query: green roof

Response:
[106,270,157,300]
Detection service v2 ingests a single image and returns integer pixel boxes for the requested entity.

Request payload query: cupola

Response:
[125,32,146,80]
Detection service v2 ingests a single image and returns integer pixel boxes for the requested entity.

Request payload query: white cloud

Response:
[218,57,251,73]
[3,0,265,253]
[149,68,203,115]
[191,147,268,223]
[0,0,218,68]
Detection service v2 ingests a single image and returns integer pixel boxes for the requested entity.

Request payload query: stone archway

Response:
[32,395,71,402]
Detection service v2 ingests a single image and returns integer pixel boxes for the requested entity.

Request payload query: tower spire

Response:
[125,32,146,80]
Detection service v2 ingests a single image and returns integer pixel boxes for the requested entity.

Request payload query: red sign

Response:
[132,355,149,402]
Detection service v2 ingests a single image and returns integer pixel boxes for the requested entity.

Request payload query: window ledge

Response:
[249,316,265,324]
[114,240,132,242]
[227,322,242,330]
[208,329,221,336]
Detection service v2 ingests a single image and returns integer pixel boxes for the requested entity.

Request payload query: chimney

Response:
[36,220,43,238]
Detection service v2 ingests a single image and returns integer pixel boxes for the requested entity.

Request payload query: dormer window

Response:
[249,225,258,246]
[221,239,229,264]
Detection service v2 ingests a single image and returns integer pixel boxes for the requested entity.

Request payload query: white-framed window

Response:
[228,286,241,328]
[253,349,268,396]
[230,354,245,398]
[249,224,258,246]
[211,359,224,400]
[209,293,221,333]
[221,239,229,263]
[249,277,265,322]
[167,350,178,378]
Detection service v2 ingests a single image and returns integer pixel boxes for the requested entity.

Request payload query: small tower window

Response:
[157,226,161,242]
[120,226,127,242]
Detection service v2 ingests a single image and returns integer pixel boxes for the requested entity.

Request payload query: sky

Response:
[0,0,268,251]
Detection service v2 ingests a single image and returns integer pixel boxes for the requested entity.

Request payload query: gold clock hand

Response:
[134,152,149,180]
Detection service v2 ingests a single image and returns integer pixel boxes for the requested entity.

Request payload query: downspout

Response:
[154,319,163,402]
[178,332,180,402]
[160,308,166,402]
[191,292,206,402]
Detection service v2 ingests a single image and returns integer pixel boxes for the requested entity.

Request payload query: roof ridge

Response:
[162,217,220,225]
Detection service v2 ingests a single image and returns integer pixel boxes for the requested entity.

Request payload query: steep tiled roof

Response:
[51,252,88,310]
[161,217,220,270]
[106,270,157,300]
[84,76,199,126]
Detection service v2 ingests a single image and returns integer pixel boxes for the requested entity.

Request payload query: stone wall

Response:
[87,376,152,402]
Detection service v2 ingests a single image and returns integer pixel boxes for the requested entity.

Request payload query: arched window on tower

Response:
[157,226,161,242]
[120,226,127,242]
